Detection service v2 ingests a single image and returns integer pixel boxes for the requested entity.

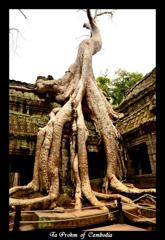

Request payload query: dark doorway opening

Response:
[127,143,152,176]
[9,154,34,186]
[88,148,106,179]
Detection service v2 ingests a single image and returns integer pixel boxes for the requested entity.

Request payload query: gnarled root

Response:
[70,106,82,210]
[76,103,107,211]
[9,185,35,197]
[9,193,56,210]
[104,174,156,196]
[93,190,135,205]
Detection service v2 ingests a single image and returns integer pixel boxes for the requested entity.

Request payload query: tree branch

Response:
[94,10,98,18]
[18,9,27,19]
[86,9,94,28]
[94,10,114,19]
[9,28,21,33]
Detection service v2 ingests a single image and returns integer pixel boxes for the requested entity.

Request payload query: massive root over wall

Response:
[9,10,155,211]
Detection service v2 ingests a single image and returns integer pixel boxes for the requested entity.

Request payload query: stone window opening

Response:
[23,101,27,114]
[15,102,20,112]
[87,147,106,180]
[127,143,152,176]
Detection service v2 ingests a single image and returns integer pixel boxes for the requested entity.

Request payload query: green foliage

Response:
[96,68,143,106]
[96,76,112,99]
[111,69,143,105]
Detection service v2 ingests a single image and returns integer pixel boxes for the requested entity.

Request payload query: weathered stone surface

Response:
[116,68,156,135]
[34,208,109,229]
[116,68,156,184]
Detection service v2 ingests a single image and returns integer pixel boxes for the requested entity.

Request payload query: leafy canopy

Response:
[96,68,143,106]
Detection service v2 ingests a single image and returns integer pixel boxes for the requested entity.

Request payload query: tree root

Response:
[9,185,34,196]
[9,194,56,210]
[106,174,156,195]
[93,191,135,204]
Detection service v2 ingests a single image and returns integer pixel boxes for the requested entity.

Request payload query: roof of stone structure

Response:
[116,68,156,135]
[9,79,35,86]
[116,105,155,135]
[119,68,156,110]
[9,80,59,154]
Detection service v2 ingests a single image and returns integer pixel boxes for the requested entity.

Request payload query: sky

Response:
[9,9,156,84]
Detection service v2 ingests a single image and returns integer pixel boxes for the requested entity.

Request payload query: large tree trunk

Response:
[9,10,155,211]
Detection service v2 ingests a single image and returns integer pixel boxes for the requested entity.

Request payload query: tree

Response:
[110,69,143,106]
[9,10,155,211]
[96,69,143,106]
[96,69,112,99]
[9,9,27,55]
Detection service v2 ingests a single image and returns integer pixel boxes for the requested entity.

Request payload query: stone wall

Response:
[116,68,156,186]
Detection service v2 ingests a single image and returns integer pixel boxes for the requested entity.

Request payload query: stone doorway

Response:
[9,154,34,187]
[87,148,106,180]
[127,143,152,176]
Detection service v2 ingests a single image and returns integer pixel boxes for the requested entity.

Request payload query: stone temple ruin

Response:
[9,68,156,190]
[9,68,156,230]
[116,68,156,188]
